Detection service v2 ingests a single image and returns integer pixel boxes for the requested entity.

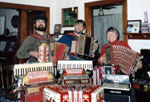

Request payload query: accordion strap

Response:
[30,33,52,40]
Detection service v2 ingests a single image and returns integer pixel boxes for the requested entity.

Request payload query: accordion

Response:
[43,85,103,102]
[70,35,97,58]
[38,42,69,65]
[49,42,69,65]
[106,45,141,75]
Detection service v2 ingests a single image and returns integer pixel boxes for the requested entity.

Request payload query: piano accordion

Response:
[14,62,56,79]
[57,60,93,71]
[70,35,97,58]
[13,62,56,102]
[108,45,140,75]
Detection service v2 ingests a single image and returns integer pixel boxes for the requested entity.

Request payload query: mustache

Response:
[35,26,46,31]
[38,24,44,27]
[74,30,83,34]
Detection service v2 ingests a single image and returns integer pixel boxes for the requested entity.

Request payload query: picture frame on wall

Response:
[62,7,78,27]
[127,20,141,33]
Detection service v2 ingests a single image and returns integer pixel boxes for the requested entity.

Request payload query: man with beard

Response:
[57,19,99,60]
[16,15,55,63]
[57,20,86,60]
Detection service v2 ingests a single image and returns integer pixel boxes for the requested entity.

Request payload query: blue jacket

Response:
[57,33,85,60]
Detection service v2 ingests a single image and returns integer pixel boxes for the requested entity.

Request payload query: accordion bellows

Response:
[70,35,97,58]
[38,42,69,65]
[50,42,69,65]
[111,45,139,74]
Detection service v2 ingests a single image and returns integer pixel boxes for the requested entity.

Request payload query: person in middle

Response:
[57,19,99,60]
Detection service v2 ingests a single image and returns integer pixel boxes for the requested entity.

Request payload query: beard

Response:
[35,25,46,31]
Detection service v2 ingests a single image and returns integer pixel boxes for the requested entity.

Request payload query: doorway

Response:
[84,0,127,42]
[93,5,123,51]
[0,2,50,64]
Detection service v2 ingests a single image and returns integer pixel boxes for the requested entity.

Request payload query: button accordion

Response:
[49,42,69,65]
[106,45,142,75]
[38,42,69,65]
[70,35,97,58]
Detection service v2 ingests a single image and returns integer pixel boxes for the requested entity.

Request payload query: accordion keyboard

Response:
[14,62,55,78]
[57,60,93,70]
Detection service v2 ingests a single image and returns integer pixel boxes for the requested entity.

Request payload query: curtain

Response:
[93,14,122,52]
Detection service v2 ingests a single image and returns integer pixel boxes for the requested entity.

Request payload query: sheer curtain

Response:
[93,14,122,52]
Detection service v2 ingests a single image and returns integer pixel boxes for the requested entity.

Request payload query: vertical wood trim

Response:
[19,10,28,43]
[84,5,93,37]
[27,13,33,35]
[122,0,128,42]
[18,10,28,63]
[45,8,50,33]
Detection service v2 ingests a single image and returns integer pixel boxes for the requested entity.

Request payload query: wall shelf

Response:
[124,33,150,39]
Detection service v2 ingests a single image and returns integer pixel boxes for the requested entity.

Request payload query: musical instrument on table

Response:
[62,68,91,85]
[57,60,93,71]
[13,62,57,102]
[70,35,97,58]
[12,62,56,100]
[13,62,56,79]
